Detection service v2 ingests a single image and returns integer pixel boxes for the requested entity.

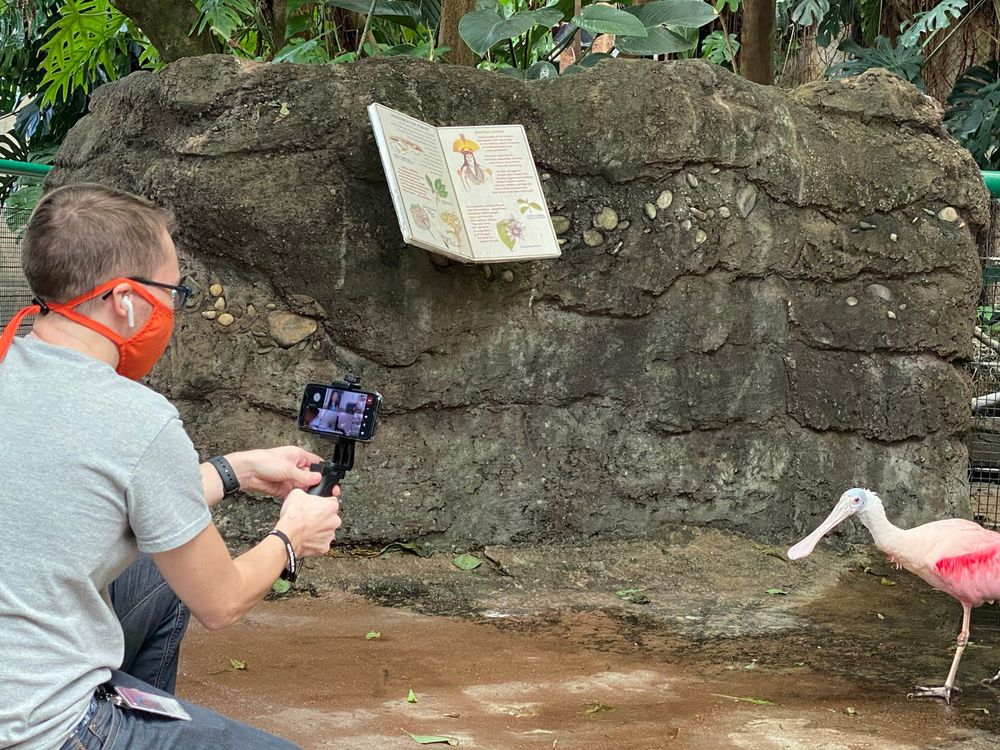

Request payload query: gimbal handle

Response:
[307,437,354,496]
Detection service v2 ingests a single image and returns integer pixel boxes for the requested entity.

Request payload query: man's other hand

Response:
[230,446,326,497]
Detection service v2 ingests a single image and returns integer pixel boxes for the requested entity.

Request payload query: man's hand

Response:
[229,446,325,497]
[277,488,343,557]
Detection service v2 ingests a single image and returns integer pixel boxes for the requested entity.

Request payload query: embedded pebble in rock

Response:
[268,311,318,348]
[899,303,907,311]
[583,230,604,246]
[694,230,707,245]
[922,208,936,217]
[656,190,673,210]
[859,221,875,230]
[889,233,898,242]
[887,310,897,320]
[298,341,308,351]
[642,228,651,234]
[718,206,731,219]
[483,265,492,279]
[609,241,623,255]
[429,254,450,268]
[736,185,758,218]
[707,209,715,219]
[540,173,550,181]
[209,283,223,297]
[866,283,893,302]
[593,207,619,231]
[313,340,322,350]
[681,219,692,231]
[618,220,630,230]
[846,296,859,307]
[938,206,959,223]
[201,310,218,320]
[557,238,567,245]
[217,313,235,326]
[265,302,277,310]
[501,270,514,283]
[644,203,657,220]
[551,215,571,235]
[256,345,274,354]
[710,167,720,175]
[246,303,256,316]
[214,297,227,312]
[686,173,699,188]
[690,207,707,221]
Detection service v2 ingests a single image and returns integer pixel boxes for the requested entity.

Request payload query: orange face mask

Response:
[0,277,175,381]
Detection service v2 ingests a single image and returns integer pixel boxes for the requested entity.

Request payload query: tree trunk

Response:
[110,0,217,62]
[439,0,477,66]
[740,0,775,85]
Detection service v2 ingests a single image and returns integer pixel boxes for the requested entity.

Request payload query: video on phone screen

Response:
[301,388,370,439]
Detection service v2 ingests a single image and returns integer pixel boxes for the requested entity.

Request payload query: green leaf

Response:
[407,689,418,703]
[527,61,558,80]
[615,588,651,604]
[898,0,966,47]
[615,26,693,55]
[790,0,830,27]
[229,658,247,670]
[584,702,615,713]
[563,52,613,75]
[366,630,382,639]
[571,5,648,37]
[271,579,291,594]
[827,37,925,91]
[459,7,564,56]
[273,36,331,64]
[452,553,482,570]
[744,661,758,670]
[326,0,422,25]
[879,577,896,586]
[625,0,718,29]
[404,732,459,745]
[765,588,788,595]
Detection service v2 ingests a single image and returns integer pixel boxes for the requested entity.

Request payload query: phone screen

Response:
[298,384,380,442]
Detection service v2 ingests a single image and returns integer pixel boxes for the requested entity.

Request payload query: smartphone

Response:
[298,383,381,442]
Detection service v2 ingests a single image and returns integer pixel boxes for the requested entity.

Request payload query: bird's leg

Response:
[909,604,971,703]
[983,668,1000,686]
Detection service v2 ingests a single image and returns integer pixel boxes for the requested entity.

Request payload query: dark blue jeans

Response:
[59,556,300,750]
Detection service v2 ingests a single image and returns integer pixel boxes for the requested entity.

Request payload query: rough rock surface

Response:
[47,56,987,547]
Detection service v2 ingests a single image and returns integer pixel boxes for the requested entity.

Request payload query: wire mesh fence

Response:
[0,205,31,336]
[971,200,1000,531]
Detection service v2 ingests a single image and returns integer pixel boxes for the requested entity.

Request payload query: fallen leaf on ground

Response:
[229,658,247,670]
[969,707,991,715]
[876,612,885,620]
[765,588,788,596]
[584,703,615,714]
[408,689,418,703]
[711,694,776,705]
[452,554,482,571]
[403,731,459,745]
[744,661,758,670]
[845,707,857,716]
[615,588,651,604]
[271,579,291,594]
[365,631,382,640]
[879,577,897,586]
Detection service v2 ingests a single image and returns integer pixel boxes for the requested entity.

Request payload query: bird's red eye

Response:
[852,496,861,505]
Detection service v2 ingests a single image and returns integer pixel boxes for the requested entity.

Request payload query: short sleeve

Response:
[126,418,212,553]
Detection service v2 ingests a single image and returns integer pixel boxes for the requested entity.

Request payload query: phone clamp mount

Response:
[305,373,360,496]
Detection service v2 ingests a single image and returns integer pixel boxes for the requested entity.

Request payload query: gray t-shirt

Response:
[0,336,211,750]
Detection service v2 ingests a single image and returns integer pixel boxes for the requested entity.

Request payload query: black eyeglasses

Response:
[102,276,194,312]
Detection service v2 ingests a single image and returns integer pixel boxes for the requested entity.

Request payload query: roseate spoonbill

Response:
[787,487,1000,702]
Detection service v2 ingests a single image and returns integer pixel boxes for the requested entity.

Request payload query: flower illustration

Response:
[410,204,431,232]
[496,215,526,251]
[440,211,462,248]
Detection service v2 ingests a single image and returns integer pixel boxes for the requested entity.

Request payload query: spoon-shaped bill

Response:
[788,498,855,560]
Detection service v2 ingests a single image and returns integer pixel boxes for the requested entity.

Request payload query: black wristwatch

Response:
[207,455,240,497]
[268,529,298,582]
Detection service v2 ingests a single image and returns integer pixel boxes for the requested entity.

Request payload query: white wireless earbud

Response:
[123,296,135,329]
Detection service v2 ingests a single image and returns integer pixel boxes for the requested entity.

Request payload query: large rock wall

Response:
[48,56,987,546]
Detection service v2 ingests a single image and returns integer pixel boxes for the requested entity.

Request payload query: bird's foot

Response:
[981,669,1000,686]
[907,685,960,703]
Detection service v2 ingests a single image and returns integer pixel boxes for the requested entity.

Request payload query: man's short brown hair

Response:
[21,183,176,303]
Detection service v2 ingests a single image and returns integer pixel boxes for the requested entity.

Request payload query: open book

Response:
[368,103,561,264]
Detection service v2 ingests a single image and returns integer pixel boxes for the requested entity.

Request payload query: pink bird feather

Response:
[789,487,1000,702]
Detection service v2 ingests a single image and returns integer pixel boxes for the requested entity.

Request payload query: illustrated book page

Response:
[368,103,561,264]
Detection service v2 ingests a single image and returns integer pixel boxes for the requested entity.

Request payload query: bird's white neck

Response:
[857,501,905,554]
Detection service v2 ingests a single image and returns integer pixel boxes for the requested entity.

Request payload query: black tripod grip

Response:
[308,461,342,496]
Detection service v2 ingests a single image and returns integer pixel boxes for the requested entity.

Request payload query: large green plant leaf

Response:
[571,4,648,36]
[827,37,925,90]
[616,26,692,54]
[459,7,563,56]
[790,0,829,27]
[625,0,717,29]
[326,0,422,27]
[898,0,966,47]
[562,51,612,75]
[945,61,1000,169]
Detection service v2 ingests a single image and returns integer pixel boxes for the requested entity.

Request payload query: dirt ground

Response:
[178,529,1000,749]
